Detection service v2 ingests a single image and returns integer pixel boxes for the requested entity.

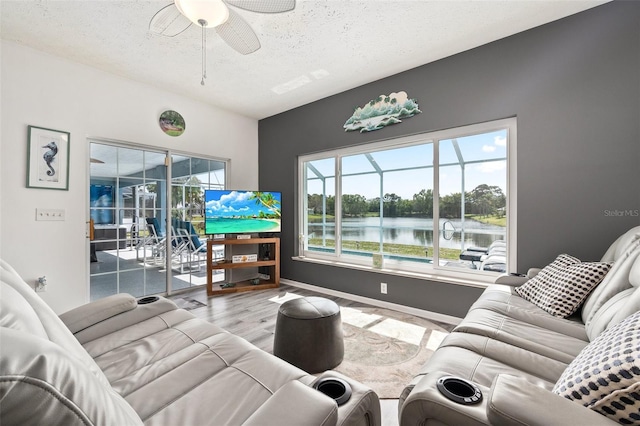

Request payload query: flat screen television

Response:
[204,190,281,235]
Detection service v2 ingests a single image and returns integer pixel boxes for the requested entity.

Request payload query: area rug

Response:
[333,306,452,399]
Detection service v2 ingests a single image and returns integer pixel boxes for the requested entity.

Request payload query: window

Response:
[298,118,516,283]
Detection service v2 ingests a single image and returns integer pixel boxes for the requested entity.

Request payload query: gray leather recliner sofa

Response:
[399,226,640,426]
[0,258,380,426]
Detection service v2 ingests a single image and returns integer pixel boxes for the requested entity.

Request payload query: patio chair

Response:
[128,216,141,249]
[458,240,507,272]
[169,221,194,272]
[173,220,208,272]
[182,220,207,253]
[135,217,166,263]
[479,240,507,272]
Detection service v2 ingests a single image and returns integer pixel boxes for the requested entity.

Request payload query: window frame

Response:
[297,118,517,285]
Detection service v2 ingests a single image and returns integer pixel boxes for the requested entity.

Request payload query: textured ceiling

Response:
[1,0,608,119]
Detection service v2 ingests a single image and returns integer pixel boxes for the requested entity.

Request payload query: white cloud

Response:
[482,145,496,152]
[476,162,506,173]
[206,191,253,213]
[494,135,507,146]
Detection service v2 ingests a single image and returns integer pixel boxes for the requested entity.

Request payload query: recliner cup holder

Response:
[137,296,159,305]
[436,376,482,405]
[313,377,352,406]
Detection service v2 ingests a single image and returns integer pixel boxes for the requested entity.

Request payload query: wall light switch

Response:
[36,208,65,221]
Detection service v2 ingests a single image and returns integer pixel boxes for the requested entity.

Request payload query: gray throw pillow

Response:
[553,310,640,424]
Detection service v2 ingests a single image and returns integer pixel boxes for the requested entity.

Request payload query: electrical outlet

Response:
[380,282,387,294]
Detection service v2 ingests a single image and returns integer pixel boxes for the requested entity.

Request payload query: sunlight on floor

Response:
[425,329,448,351]
[173,272,208,286]
[268,292,303,304]
[369,318,425,346]
[342,307,429,346]
[341,307,382,328]
[110,249,140,260]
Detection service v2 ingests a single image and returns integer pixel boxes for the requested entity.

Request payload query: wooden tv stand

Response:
[206,237,280,296]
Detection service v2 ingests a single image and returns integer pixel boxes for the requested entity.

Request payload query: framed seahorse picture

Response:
[26,125,70,190]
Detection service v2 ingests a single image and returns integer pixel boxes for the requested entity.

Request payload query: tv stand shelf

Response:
[206,237,280,296]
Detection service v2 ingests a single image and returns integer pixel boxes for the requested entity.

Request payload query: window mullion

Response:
[335,156,342,257]
[507,123,518,273]
[300,160,308,255]
[433,140,440,267]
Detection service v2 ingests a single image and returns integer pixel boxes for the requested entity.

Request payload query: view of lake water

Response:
[309,217,505,249]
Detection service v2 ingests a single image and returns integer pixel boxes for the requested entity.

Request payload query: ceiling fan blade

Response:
[149,3,192,37]
[224,0,295,14]
[216,8,261,55]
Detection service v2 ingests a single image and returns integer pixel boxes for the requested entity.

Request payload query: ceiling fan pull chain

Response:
[199,19,207,86]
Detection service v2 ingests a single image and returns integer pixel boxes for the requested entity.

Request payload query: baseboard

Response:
[280,278,462,326]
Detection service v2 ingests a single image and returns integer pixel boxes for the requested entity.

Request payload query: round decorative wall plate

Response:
[159,110,185,137]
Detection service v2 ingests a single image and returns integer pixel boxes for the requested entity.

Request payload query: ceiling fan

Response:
[150,0,295,55]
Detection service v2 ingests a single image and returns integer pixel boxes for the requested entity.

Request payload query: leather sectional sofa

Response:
[0,259,380,426]
[399,226,640,425]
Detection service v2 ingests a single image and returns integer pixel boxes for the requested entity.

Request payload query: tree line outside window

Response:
[308,184,505,219]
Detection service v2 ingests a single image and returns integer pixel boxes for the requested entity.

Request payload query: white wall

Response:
[0,41,259,313]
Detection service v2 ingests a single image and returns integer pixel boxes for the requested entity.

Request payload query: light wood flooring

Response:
[168,283,454,426]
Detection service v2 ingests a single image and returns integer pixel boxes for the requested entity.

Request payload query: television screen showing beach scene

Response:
[205,190,281,235]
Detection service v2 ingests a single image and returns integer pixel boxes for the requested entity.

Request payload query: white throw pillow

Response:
[515,254,611,318]
[553,310,640,424]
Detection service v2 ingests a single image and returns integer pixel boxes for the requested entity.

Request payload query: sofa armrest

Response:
[487,374,618,426]
[60,294,181,345]
[60,293,137,334]
[527,267,541,278]
[73,297,181,345]
[494,275,528,286]
[315,371,381,426]
[242,381,338,426]
[494,267,542,286]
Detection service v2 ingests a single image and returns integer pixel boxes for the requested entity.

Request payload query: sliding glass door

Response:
[170,154,225,289]
[89,141,226,300]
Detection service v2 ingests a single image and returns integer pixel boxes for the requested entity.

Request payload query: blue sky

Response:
[307,130,507,199]
[205,190,281,217]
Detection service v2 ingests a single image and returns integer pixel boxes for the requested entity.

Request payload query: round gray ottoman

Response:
[273,296,344,373]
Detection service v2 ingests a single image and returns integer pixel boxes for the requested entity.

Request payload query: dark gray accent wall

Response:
[258,1,640,318]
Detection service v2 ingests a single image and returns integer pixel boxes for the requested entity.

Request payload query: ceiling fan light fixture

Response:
[174,0,229,28]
